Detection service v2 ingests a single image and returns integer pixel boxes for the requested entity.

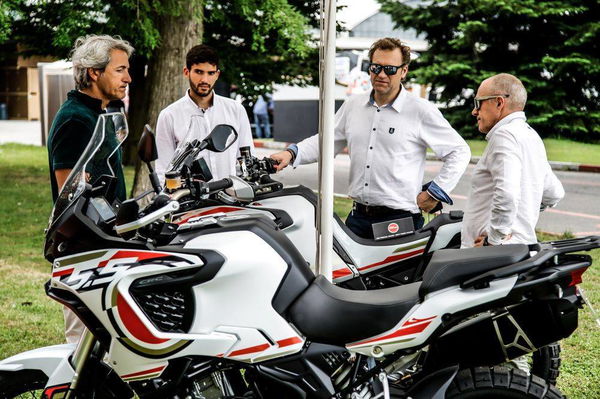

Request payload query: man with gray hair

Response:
[47,34,133,343]
[461,73,565,249]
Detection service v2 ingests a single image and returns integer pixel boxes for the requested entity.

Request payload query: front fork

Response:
[64,328,96,399]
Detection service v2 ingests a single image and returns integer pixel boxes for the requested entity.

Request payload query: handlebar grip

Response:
[207,178,233,192]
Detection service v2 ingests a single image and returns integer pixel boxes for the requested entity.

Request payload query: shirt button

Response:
[366,165,370,168]
[369,146,373,150]
[365,183,368,186]
[377,109,381,112]
[372,128,376,131]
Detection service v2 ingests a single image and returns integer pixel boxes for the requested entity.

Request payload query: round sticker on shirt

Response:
[388,223,399,234]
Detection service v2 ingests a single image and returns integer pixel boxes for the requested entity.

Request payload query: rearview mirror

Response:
[205,124,238,153]
[138,124,161,193]
[138,124,158,163]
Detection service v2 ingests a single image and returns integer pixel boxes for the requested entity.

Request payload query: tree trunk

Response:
[128,3,203,198]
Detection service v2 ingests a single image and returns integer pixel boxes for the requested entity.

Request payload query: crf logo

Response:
[388,223,399,233]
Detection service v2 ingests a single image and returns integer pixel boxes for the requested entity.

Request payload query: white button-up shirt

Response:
[155,90,254,182]
[295,88,470,212]
[461,112,565,247]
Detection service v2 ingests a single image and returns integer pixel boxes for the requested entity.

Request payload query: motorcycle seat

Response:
[419,244,530,299]
[289,275,421,345]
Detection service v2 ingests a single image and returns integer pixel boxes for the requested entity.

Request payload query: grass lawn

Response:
[467,138,600,164]
[0,143,598,397]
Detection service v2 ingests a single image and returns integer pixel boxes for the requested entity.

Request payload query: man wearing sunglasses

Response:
[461,73,564,249]
[270,37,470,239]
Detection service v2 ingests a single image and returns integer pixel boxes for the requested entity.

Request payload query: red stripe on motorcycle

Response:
[43,384,70,398]
[52,268,74,278]
[358,248,424,272]
[333,268,353,279]
[121,365,166,379]
[402,316,436,327]
[350,321,433,346]
[117,293,169,345]
[98,251,169,267]
[176,206,244,225]
[229,343,271,357]
[277,336,303,347]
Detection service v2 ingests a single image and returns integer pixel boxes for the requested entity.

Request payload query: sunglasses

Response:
[473,94,510,110]
[368,63,406,76]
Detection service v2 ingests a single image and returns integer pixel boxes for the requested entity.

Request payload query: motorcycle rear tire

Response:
[0,369,48,398]
[446,366,564,399]
[531,342,561,386]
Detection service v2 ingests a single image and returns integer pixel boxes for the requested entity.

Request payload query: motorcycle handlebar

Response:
[206,178,233,192]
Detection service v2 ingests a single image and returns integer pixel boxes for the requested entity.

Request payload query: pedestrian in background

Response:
[253,92,273,139]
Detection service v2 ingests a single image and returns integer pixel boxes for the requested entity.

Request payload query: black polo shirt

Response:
[47,90,126,203]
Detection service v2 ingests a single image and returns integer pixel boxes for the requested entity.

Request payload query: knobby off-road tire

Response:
[531,342,561,387]
[446,366,564,399]
[0,370,48,399]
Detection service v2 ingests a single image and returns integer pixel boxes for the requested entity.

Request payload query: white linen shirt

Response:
[294,88,470,213]
[155,90,254,182]
[461,112,565,247]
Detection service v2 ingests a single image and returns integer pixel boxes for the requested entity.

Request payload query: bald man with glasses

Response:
[461,73,565,249]
[271,37,470,239]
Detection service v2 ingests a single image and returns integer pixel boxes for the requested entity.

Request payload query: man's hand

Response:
[270,150,293,172]
[474,232,512,247]
[474,233,488,247]
[417,191,439,213]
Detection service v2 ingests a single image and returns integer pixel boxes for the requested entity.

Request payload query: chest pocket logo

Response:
[389,127,395,134]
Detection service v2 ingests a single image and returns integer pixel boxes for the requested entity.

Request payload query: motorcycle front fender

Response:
[0,343,75,377]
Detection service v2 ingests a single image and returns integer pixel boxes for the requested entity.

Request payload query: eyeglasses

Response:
[368,63,406,76]
[473,94,510,110]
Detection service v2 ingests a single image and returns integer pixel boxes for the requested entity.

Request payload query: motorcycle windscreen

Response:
[48,112,129,228]
[165,114,207,174]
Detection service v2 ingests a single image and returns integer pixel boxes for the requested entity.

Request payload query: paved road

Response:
[0,121,42,146]
[255,148,600,237]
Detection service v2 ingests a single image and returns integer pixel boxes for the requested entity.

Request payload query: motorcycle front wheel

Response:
[446,366,564,399]
[0,370,48,399]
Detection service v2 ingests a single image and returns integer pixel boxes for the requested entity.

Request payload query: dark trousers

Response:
[345,208,424,239]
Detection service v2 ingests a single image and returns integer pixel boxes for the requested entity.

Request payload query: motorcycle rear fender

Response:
[0,343,75,378]
[405,365,459,399]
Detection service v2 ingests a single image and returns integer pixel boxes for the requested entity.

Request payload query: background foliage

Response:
[380,0,600,141]
[2,0,319,97]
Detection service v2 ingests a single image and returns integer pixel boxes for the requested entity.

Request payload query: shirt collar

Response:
[485,111,527,140]
[185,89,217,110]
[366,85,406,112]
[69,90,104,113]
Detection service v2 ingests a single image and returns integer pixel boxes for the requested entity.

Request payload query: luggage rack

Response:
[461,235,600,289]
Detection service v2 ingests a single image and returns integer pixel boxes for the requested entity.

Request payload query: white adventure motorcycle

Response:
[1,113,596,399]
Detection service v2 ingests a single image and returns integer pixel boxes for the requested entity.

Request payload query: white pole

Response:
[316,0,336,281]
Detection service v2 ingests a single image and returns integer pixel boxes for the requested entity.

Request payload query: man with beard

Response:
[155,44,253,181]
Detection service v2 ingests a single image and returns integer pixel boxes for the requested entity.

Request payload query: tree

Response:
[379,0,600,141]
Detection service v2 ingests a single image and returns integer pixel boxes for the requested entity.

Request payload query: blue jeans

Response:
[345,209,424,239]
[254,113,271,138]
